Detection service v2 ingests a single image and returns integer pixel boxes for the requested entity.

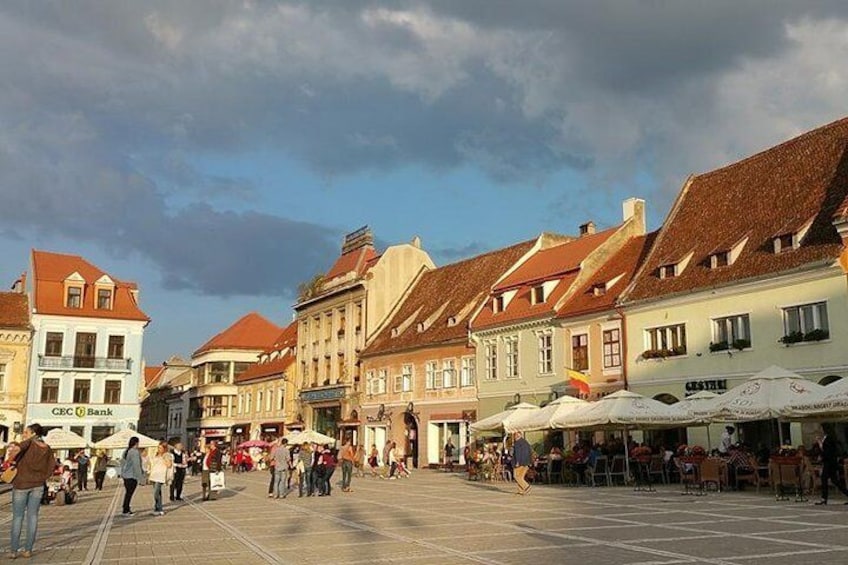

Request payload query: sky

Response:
[2,1,848,364]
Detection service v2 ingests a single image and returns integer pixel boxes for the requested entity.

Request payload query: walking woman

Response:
[149,442,173,516]
[8,423,55,559]
[93,450,108,491]
[120,436,144,517]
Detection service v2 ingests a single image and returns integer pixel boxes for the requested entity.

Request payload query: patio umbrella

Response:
[469,402,540,434]
[285,429,336,446]
[44,428,89,449]
[668,391,720,450]
[786,379,848,421]
[508,395,586,432]
[93,428,160,450]
[693,365,825,444]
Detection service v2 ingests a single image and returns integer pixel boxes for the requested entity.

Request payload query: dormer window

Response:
[390,327,400,338]
[493,295,505,313]
[97,288,113,309]
[531,285,545,305]
[658,264,677,279]
[773,233,795,254]
[416,322,425,333]
[710,251,730,269]
[67,286,83,308]
[447,316,458,327]
[591,284,606,296]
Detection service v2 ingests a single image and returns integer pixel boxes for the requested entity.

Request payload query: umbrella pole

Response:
[623,427,631,482]
[777,419,785,446]
[706,425,712,451]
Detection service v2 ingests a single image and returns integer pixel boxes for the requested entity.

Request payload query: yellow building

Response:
[0,286,32,442]
[621,117,848,449]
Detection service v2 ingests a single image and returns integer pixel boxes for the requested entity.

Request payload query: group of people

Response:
[259,437,359,498]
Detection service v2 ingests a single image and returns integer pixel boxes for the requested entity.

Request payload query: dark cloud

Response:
[433,242,488,263]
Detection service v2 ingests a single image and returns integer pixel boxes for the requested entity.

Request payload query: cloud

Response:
[432,242,488,263]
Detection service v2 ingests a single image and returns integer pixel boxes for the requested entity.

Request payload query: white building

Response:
[25,251,149,444]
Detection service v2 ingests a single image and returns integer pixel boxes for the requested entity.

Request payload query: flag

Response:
[568,369,590,395]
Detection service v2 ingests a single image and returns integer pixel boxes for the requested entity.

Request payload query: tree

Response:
[297,273,324,302]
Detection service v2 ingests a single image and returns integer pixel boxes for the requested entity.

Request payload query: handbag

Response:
[209,471,226,491]
[0,441,33,484]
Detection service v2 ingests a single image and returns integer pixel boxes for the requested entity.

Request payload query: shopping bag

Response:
[209,471,226,491]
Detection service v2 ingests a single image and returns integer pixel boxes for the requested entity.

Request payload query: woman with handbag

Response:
[148,442,173,516]
[7,423,55,559]
[120,436,144,517]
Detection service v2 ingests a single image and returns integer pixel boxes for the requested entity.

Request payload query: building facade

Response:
[621,117,848,449]
[0,283,32,442]
[360,240,535,467]
[294,227,434,444]
[187,312,281,448]
[138,356,192,441]
[26,251,149,444]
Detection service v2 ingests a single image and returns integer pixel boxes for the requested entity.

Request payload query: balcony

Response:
[38,355,131,372]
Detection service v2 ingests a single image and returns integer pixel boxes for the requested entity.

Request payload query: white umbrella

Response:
[45,428,89,449]
[787,380,848,420]
[667,391,720,450]
[94,428,160,450]
[554,390,695,430]
[470,402,540,433]
[285,429,336,446]
[509,396,586,432]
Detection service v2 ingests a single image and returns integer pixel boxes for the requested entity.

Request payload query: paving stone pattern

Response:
[2,471,848,564]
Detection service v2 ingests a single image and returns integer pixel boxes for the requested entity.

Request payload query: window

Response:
[208,362,229,384]
[401,364,413,392]
[376,369,388,394]
[277,388,285,411]
[266,389,272,411]
[710,252,730,268]
[505,337,519,378]
[460,357,476,387]
[104,380,121,404]
[493,295,505,313]
[74,333,96,368]
[233,363,251,379]
[571,334,589,371]
[0,363,5,392]
[442,359,456,388]
[70,426,85,438]
[592,284,606,297]
[91,426,113,444]
[73,379,91,403]
[713,314,751,348]
[425,361,438,390]
[97,288,112,309]
[238,394,244,415]
[774,233,795,253]
[45,332,63,357]
[485,342,498,380]
[107,335,124,359]
[245,393,252,413]
[257,391,263,413]
[67,286,82,308]
[602,329,622,368]
[783,302,829,340]
[538,333,553,374]
[532,286,545,304]
[645,324,687,356]
[41,378,59,403]
[207,396,227,417]
[658,264,676,279]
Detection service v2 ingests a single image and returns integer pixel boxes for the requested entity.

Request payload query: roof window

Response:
[773,233,795,254]
[658,264,677,279]
[710,251,730,269]
[531,285,545,305]
[493,295,505,314]
[591,284,607,296]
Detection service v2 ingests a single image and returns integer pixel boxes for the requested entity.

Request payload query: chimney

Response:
[10,272,26,293]
[579,221,596,237]
[411,236,421,249]
[622,197,647,234]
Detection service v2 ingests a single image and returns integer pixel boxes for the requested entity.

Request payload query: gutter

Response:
[613,304,628,391]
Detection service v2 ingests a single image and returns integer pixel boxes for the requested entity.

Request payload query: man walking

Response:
[444,438,455,472]
[76,450,90,491]
[340,439,356,492]
[271,439,291,499]
[170,442,188,502]
[815,426,848,505]
[512,432,534,495]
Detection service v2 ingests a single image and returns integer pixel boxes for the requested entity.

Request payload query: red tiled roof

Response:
[556,233,657,319]
[473,231,618,330]
[144,366,164,388]
[0,292,29,329]
[363,240,536,357]
[625,117,848,303]
[31,250,149,322]
[193,312,282,356]
[234,352,295,384]
[262,321,298,354]
[324,247,378,282]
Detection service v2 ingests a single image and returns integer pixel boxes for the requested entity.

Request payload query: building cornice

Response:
[470,316,554,339]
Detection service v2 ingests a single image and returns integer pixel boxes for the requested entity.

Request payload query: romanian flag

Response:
[568,369,590,395]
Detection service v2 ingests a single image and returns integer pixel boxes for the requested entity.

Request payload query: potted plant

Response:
[709,341,729,352]
[803,329,829,342]
[732,338,751,350]
[780,331,804,345]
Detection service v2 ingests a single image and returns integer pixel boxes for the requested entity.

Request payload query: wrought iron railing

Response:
[38,355,131,371]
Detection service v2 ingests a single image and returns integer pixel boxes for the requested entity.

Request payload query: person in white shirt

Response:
[719,426,735,455]
[148,442,173,516]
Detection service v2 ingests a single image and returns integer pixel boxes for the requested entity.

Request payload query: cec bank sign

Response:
[51,406,115,418]
[29,404,136,421]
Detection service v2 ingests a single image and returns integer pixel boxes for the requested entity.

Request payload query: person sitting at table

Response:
[500,450,514,481]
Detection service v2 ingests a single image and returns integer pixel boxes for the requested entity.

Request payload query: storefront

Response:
[300,386,351,441]
[260,422,285,440]
[231,424,250,447]
[26,403,138,445]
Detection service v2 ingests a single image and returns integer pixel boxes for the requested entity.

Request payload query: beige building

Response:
[233,322,297,441]
[294,227,434,443]
[187,312,281,448]
[621,117,848,449]
[138,356,192,441]
[0,283,32,442]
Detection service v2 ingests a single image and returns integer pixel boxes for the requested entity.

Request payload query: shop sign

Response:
[684,379,728,396]
[201,429,228,437]
[50,406,114,418]
[301,387,345,403]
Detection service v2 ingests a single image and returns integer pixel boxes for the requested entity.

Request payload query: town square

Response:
[5,2,848,564]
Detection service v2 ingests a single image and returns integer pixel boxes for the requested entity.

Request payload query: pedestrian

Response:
[339,439,356,492]
[444,438,455,472]
[319,445,337,496]
[511,431,534,495]
[368,444,380,477]
[271,438,291,499]
[298,443,313,497]
[120,436,144,516]
[149,441,173,516]
[387,442,399,479]
[815,426,848,505]
[719,426,735,455]
[201,441,224,501]
[75,450,90,491]
[7,423,55,559]
[169,442,188,502]
[93,450,108,491]
[266,444,277,498]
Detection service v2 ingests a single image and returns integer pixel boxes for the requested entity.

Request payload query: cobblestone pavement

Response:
[2,471,848,564]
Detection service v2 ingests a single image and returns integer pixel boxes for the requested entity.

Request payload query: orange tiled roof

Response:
[193,312,282,356]
[625,117,848,303]
[0,292,29,329]
[363,240,536,357]
[31,250,149,322]
[234,352,295,384]
[324,246,378,282]
[473,230,617,330]
[144,366,164,388]
[556,233,657,319]
[262,321,298,354]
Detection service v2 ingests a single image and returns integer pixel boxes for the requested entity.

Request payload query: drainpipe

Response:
[614,305,629,391]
